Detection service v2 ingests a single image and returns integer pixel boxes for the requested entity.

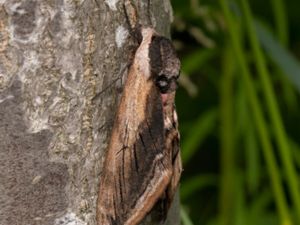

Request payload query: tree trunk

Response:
[0,0,179,225]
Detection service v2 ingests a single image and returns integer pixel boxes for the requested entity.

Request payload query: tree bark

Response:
[0,0,179,225]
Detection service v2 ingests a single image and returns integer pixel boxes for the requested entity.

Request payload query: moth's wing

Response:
[163,95,182,210]
[153,119,182,221]
[167,131,182,206]
[97,78,172,225]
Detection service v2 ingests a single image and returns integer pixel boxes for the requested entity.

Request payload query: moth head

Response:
[149,35,181,94]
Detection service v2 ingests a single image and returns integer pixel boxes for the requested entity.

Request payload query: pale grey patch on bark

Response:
[115,25,129,48]
[105,0,119,11]
[0,81,69,225]
[55,211,87,225]
[0,0,178,224]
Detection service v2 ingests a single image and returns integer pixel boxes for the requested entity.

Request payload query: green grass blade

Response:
[245,115,260,194]
[182,49,217,75]
[219,45,235,225]
[181,206,195,225]
[180,174,218,201]
[269,0,289,45]
[181,108,217,164]
[255,21,300,94]
[219,1,292,224]
[239,0,300,221]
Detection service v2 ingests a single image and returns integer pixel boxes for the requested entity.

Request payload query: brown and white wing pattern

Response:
[97,28,181,225]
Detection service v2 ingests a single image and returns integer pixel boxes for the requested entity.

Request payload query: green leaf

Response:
[181,206,195,225]
[255,21,300,93]
[181,49,217,75]
[181,108,217,164]
[180,174,218,201]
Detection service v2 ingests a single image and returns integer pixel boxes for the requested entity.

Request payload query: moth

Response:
[97,27,182,225]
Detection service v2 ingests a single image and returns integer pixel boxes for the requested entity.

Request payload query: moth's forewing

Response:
[163,92,182,207]
[97,28,173,225]
[149,33,182,208]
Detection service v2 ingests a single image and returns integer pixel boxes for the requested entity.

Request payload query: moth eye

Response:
[155,75,170,93]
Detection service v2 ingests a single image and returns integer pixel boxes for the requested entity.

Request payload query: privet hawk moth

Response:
[97,27,182,225]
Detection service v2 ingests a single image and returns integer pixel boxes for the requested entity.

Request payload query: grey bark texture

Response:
[0,0,180,225]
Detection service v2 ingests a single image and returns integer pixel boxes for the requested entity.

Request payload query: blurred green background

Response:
[171,0,300,225]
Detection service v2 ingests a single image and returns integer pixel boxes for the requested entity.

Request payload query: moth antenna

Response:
[146,0,153,27]
[123,0,143,45]
[92,64,129,103]
[124,1,138,33]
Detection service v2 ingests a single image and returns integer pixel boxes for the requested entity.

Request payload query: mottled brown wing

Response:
[97,49,172,225]
[162,92,182,211]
